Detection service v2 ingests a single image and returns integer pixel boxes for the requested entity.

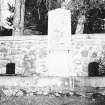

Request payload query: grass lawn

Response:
[0,95,105,105]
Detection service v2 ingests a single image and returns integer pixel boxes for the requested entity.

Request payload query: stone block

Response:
[0,36,48,75]
[48,8,71,50]
[47,50,71,77]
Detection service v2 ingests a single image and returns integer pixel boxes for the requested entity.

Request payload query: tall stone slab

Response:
[48,8,71,50]
[47,8,72,77]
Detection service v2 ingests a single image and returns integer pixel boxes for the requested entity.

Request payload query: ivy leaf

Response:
[6,16,14,26]
[7,3,15,13]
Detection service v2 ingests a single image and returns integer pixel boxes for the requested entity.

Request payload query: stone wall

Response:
[71,34,105,76]
[0,35,48,75]
[0,34,105,90]
[0,34,104,77]
[47,33,105,77]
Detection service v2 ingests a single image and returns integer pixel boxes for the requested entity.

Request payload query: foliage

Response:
[67,0,105,10]
[24,0,49,34]
[7,3,15,13]
[6,3,15,27]
[69,0,105,34]
[37,0,61,10]
[97,50,105,76]
[37,0,49,10]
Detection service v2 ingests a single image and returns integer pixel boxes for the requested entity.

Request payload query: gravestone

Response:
[48,8,71,50]
[47,8,72,77]
[47,51,71,77]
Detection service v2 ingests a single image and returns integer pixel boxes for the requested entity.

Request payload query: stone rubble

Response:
[1,86,105,102]
[0,87,75,97]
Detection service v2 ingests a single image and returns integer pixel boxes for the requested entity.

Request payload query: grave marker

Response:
[48,8,71,50]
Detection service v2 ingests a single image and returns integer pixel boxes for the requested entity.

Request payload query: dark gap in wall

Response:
[0,27,13,36]
[6,63,15,75]
[88,62,99,77]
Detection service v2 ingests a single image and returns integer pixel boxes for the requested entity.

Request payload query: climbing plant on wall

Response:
[97,49,105,76]
[6,3,15,27]
[0,2,15,36]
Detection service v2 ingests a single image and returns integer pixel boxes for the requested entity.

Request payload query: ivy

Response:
[6,3,15,27]
[97,49,105,76]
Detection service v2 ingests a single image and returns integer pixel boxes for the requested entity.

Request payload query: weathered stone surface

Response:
[0,76,72,97]
[1,32,105,92]
[71,37,105,76]
[47,51,71,77]
[0,36,47,75]
[48,8,71,50]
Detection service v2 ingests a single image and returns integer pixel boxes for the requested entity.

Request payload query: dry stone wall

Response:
[0,34,105,90]
[71,35,105,76]
[0,36,48,75]
[47,33,105,77]
[0,34,105,78]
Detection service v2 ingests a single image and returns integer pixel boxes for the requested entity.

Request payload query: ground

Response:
[0,95,105,105]
[0,76,105,105]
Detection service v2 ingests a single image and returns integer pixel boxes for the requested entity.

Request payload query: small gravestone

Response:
[48,8,71,50]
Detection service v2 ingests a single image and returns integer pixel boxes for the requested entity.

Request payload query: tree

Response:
[0,0,15,36]
[67,0,105,34]
[13,0,62,35]
[12,0,25,36]
[24,0,49,35]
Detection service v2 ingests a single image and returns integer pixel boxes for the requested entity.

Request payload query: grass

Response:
[0,95,105,105]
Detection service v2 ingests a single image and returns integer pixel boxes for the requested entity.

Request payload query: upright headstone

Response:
[47,8,72,77]
[48,8,71,50]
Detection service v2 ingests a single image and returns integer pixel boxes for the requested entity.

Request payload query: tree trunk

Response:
[12,0,25,36]
[0,0,1,26]
[0,0,1,25]
[20,0,25,35]
[75,14,85,34]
